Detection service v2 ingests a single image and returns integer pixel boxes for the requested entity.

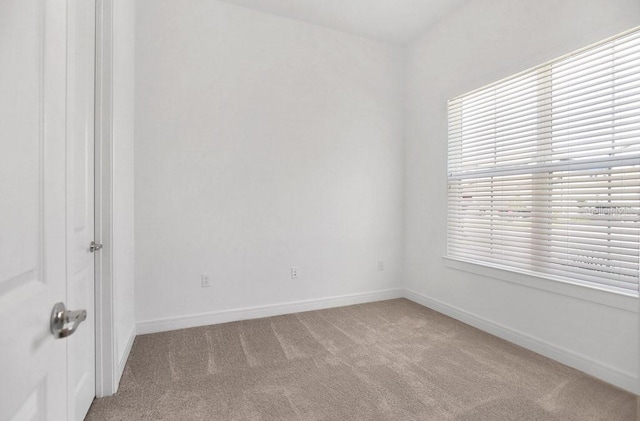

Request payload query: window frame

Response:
[445,27,640,299]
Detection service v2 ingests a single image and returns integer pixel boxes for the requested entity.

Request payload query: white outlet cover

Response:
[291,267,299,279]
[201,274,212,288]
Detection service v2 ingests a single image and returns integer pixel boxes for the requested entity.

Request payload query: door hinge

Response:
[90,241,103,253]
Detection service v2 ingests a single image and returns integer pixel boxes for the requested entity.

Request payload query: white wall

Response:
[404,0,640,393]
[134,0,404,329]
[112,0,136,378]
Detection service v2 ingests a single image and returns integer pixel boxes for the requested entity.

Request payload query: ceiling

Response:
[217,0,468,44]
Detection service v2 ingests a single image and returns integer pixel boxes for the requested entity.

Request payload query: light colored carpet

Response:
[87,299,637,420]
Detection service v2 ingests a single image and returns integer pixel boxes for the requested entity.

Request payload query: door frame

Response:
[94,0,119,398]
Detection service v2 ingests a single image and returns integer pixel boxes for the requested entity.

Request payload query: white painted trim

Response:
[94,0,118,398]
[116,325,136,384]
[443,256,639,312]
[136,288,404,335]
[403,288,640,395]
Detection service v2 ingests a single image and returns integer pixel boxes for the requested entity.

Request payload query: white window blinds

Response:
[447,28,640,295]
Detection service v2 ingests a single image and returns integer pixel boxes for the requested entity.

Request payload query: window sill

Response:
[443,256,639,313]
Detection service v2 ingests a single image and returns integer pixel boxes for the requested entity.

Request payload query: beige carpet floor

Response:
[87,299,637,420]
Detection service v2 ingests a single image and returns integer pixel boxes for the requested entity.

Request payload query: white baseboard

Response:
[402,288,640,395]
[136,288,404,335]
[131,286,638,395]
[115,324,136,391]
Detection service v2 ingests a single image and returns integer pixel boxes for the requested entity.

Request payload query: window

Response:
[447,28,640,295]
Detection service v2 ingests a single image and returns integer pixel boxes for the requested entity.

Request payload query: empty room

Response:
[1,0,640,420]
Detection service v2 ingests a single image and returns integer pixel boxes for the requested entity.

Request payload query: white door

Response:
[0,1,96,420]
[66,0,96,420]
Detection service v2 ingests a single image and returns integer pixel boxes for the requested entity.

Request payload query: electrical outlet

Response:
[291,266,299,280]
[201,273,212,288]
[377,260,384,271]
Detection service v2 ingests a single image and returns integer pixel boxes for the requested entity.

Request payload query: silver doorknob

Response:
[50,302,87,339]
